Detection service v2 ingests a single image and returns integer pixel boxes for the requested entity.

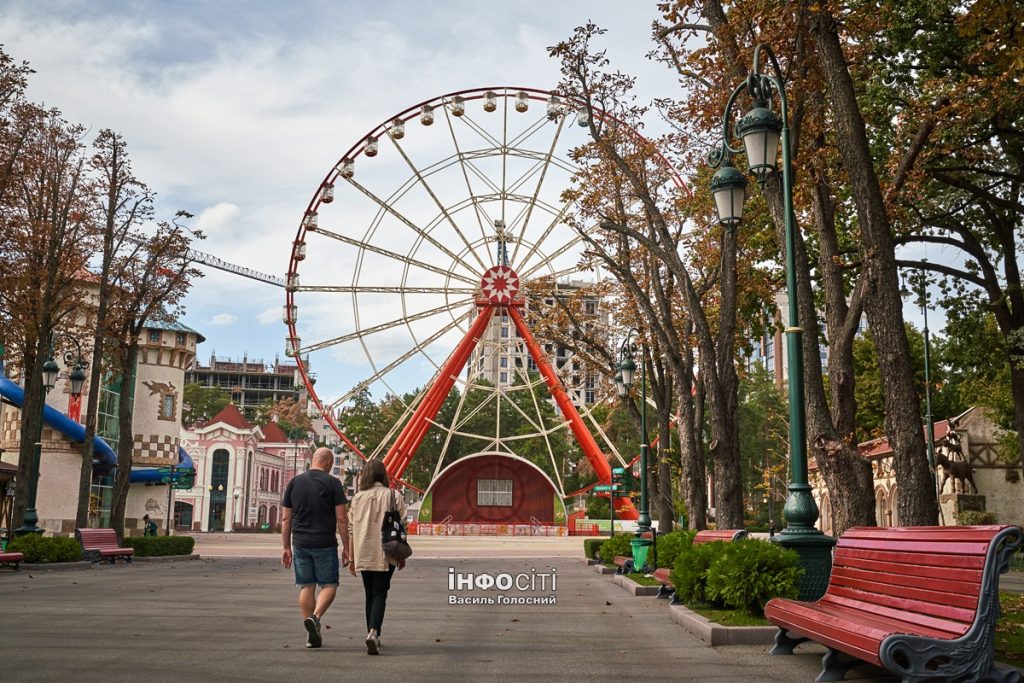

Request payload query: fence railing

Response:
[409,522,566,537]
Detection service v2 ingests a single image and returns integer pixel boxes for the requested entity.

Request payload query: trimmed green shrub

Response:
[599,534,633,563]
[8,534,83,563]
[122,535,196,557]
[705,540,803,616]
[957,511,998,525]
[584,538,605,560]
[671,540,727,605]
[654,529,696,569]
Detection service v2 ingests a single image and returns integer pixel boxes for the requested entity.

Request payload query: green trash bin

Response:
[261,523,270,532]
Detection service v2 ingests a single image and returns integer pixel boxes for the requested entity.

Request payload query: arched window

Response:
[208,449,229,531]
[819,494,833,536]
[269,505,278,525]
[888,486,899,527]
[272,471,278,492]
[875,487,889,528]
[258,505,267,524]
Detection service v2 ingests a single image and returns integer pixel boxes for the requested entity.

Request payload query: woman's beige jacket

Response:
[349,483,407,571]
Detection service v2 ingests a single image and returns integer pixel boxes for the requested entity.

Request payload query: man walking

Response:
[281,447,351,648]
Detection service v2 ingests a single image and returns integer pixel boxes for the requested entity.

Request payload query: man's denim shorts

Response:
[293,546,339,587]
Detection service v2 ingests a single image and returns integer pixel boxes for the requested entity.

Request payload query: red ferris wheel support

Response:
[382,265,638,520]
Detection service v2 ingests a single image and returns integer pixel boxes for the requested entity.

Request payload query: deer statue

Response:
[935,424,978,495]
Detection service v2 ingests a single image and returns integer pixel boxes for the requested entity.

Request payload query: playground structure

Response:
[0,375,194,484]
[284,87,688,525]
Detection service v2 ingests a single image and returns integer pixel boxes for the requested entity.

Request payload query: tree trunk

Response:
[109,342,138,538]
[809,7,937,525]
[76,334,104,528]
[1008,364,1024,474]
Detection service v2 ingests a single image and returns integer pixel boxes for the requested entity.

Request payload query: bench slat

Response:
[829,566,980,609]
[833,549,983,582]
[822,589,974,631]
[841,526,1006,542]
[835,545,985,570]
[839,537,992,555]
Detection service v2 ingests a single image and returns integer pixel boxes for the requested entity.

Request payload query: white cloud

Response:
[257,307,280,325]
[210,313,238,326]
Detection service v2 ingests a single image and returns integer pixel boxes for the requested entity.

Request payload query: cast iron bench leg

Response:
[816,647,863,682]
[769,627,809,656]
[655,584,673,599]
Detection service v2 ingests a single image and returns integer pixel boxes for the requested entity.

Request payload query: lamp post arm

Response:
[712,82,749,168]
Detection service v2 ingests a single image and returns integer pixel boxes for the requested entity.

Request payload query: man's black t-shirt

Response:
[282,470,348,549]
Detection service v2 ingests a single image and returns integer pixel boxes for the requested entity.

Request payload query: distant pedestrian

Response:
[281,447,351,649]
[347,459,407,655]
[769,520,776,538]
[143,514,158,537]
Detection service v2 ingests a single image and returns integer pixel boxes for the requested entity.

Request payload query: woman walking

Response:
[347,459,407,654]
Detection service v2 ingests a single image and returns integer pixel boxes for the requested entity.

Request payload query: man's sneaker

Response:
[365,628,379,655]
[304,616,322,648]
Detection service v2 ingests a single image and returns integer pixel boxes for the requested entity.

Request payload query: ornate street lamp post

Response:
[617,329,652,571]
[16,334,88,536]
[709,43,835,599]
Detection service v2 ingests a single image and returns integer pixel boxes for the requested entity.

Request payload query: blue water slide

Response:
[0,375,116,471]
[0,375,193,482]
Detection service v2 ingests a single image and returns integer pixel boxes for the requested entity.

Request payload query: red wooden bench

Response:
[76,528,133,564]
[652,567,681,603]
[765,525,1023,682]
[0,551,24,569]
[613,555,634,575]
[693,529,747,544]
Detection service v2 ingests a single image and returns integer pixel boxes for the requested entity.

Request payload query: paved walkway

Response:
[0,537,907,682]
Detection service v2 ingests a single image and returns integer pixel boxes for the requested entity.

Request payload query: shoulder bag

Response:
[381,489,412,561]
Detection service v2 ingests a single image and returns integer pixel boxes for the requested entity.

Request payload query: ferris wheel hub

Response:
[480,265,520,304]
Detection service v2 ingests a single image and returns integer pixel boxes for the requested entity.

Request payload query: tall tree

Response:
[107,217,201,536]
[1,102,94,529]
[75,129,153,528]
[805,3,937,524]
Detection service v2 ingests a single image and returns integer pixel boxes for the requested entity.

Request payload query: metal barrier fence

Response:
[408,522,567,536]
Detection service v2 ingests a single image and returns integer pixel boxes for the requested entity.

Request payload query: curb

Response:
[593,564,617,575]
[16,561,93,572]
[131,554,201,563]
[668,604,776,646]
[612,573,661,596]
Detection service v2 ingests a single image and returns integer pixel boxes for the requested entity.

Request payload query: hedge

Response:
[122,535,196,557]
[7,534,83,563]
[598,533,633,563]
[584,538,605,560]
[705,540,802,615]
[653,529,696,569]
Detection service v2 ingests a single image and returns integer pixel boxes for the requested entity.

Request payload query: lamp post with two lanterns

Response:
[615,328,653,571]
[15,335,88,536]
[708,43,835,599]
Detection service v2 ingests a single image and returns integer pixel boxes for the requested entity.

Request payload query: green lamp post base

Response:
[771,483,835,601]
[14,508,43,537]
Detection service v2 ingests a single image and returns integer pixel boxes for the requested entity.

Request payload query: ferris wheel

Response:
[284,87,675,509]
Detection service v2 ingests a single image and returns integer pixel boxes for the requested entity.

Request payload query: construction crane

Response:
[123,234,284,287]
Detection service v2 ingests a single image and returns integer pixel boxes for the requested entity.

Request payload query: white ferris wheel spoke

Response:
[323,314,467,414]
[520,231,584,281]
[346,177,481,279]
[513,197,573,272]
[312,225,480,287]
[300,296,473,355]
[298,285,476,294]
[443,108,493,256]
[509,115,566,267]
[386,132,489,273]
